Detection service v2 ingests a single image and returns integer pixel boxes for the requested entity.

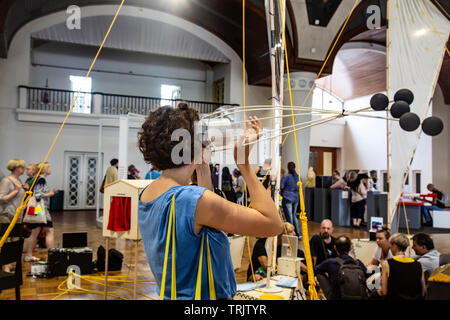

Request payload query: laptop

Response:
[62,232,88,249]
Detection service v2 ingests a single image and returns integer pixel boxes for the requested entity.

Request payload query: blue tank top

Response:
[138,185,236,299]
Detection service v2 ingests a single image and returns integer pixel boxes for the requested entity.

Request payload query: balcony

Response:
[17,85,237,126]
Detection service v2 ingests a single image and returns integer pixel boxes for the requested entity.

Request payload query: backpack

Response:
[335,257,368,300]
[95,245,123,272]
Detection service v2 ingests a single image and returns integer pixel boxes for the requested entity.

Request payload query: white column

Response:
[18,86,28,109]
[205,65,214,102]
[118,116,128,180]
[282,71,317,183]
[93,93,103,115]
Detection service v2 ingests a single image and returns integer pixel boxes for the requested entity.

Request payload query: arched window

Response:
[312,86,344,117]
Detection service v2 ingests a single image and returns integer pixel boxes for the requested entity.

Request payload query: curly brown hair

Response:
[138,102,200,170]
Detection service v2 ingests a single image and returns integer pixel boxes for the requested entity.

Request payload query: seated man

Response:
[412,233,441,279]
[314,235,368,300]
[309,219,337,267]
[421,184,446,226]
[247,223,305,282]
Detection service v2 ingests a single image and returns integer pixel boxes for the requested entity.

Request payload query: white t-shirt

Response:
[373,247,393,264]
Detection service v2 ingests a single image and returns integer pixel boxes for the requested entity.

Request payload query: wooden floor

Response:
[1,210,449,300]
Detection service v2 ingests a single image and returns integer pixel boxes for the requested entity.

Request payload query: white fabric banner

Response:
[388,0,450,225]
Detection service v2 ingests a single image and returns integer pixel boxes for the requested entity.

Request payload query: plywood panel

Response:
[316,49,386,101]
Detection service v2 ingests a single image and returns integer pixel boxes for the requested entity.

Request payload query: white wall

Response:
[31,42,209,100]
[309,118,346,172]
[0,107,148,190]
[432,85,450,195]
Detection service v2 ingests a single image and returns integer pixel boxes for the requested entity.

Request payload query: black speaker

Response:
[47,248,93,277]
[68,249,93,275]
[47,248,69,277]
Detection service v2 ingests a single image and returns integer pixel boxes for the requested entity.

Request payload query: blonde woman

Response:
[0,159,26,272]
[24,162,57,262]
[376,233,425,300]
[0,159,26,223]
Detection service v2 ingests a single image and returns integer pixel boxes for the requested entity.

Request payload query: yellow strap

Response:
[392,256,415,263]
[162,195,216,300]
[160,195,176,300]
[206,236,216,300]
[195,233,216,300]
[195,234,205,300]
[171,197,177,300]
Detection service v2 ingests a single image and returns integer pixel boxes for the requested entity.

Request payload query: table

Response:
[391,201,422,231]
[234,275,301,300]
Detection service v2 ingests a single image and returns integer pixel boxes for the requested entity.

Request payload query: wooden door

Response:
[309,147,337,176]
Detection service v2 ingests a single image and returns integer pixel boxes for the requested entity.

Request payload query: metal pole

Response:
[386,0,392,229]
[96,120,103,226]
[265,0,286,289]
[104,237,109,300]
[134,240,139,300]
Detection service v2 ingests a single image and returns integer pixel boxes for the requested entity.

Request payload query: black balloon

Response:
[422,116,444,136]
[370,93,389,111]
[394,88,414,104]
[390,101,410,118]
[399,112,420,132]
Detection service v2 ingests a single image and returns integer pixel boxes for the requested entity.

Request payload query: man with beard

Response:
[310,219,337,267]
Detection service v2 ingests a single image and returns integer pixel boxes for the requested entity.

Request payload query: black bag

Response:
[335,257,368,300]
[47,248,70,277]
[95,245,123,272]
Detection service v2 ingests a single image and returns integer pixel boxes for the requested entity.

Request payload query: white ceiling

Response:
[31,14,230,63]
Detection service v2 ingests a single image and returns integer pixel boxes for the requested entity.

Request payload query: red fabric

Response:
[107,196,131,231]
[398,201,423,207]
[27,206,35,215]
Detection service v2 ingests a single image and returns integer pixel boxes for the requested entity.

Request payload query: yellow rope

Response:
[242,0,359,299]
[0,0,126,251]
[52,270,157,300]
[274,0,360,300]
